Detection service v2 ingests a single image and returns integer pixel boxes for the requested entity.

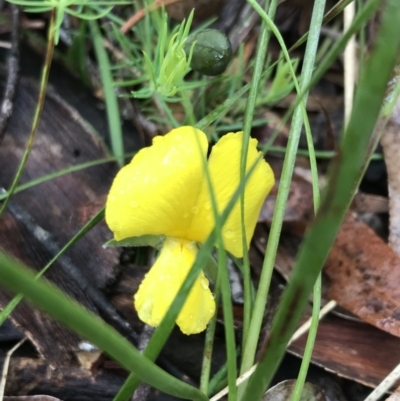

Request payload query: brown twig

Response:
[120,0,183,34]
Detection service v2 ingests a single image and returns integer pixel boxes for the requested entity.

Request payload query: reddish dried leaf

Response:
[326,214,400,337]
[259,173,314,227]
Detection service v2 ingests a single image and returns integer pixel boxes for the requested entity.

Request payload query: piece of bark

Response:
[0,77,120,366]
[4,356,125,401]
[290,315,400,389]
[325,213,400,337]
[3,354,180,401]
[259,173,314,227]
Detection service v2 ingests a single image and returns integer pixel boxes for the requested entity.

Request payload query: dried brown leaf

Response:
[326,214,400,337]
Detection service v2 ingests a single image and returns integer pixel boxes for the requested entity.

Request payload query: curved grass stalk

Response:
[89,19,124,166]
[0,250,208,401]
[290,91,322,401]
[0,156,119,201]
[0,9,56,218]
[239,0,279,353]
[200,284,221,395]
[239,0,325,383]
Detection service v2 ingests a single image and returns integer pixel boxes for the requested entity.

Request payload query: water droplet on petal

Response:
[109,195,116,202]
[192,206,199,214]
[119,189,125,195]
[159,274,164,281]
[209,308,214,313]
[130,200,138,208]
[204,201,211,210]
[200,277,209,289]
[183,212,189,219]
[166,274,171,279]
[225,229,234,238]
[189,314,193,319]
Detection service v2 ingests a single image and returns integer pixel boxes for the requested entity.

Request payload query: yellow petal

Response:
[188,132,275,257]
[134,237,216,335]
[105,127,208,241]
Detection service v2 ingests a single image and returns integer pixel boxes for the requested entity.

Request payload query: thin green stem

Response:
[239,0,279,355]
[267,146,383,160]
[200,283,221,395]
[89,19,124,166]
[289,274,321,401]
[0,156,128,201]
[0,8,55,217]
[217,247,237,401]
[290,110,321,401]
[191,122,237,401]
[239,0,325,385]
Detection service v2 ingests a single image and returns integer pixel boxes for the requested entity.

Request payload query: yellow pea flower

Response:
[105,126,275,335]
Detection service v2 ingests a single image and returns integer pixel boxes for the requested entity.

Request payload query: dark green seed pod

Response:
[184,29,232,76]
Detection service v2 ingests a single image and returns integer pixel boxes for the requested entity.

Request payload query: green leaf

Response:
[104,234,166,249]
[203,253,218,283]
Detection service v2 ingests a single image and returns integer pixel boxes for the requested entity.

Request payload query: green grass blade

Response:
[289,84,323,401]
[240,0,279,352]
[240,0,325,381]
[89,19,124,166]
[0,9,55,217]
[0,156,126,201]
[0,251,208,401]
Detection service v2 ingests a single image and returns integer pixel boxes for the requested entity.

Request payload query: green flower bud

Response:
[185,29,232,76]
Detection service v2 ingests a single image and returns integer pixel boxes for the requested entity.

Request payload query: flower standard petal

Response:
[188,132,275,257]
[105,127,208,241]
[134,237,216,335]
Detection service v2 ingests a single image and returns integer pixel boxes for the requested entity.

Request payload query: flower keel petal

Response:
[134,237,215,335]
